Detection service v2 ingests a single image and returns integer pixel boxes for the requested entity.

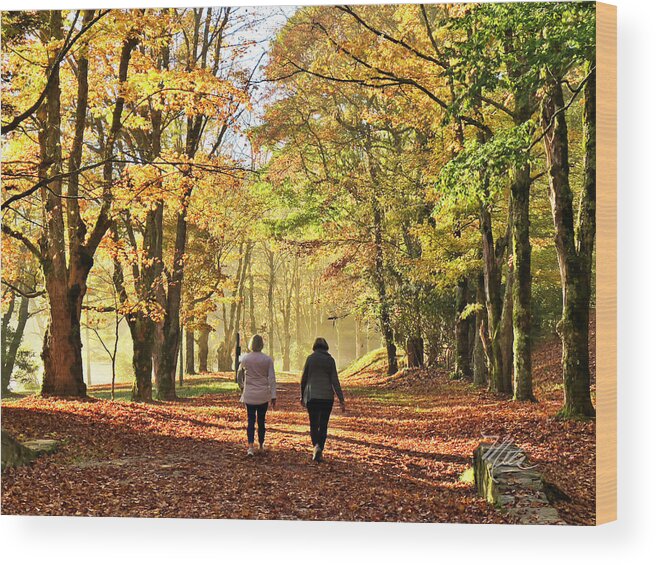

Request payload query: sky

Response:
[221,5,297,163]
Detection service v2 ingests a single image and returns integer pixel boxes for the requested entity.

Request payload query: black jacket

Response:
[300,350,344,404]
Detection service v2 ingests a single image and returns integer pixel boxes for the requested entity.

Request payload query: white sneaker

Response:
[247,446,255,457]
[259,443,266,454]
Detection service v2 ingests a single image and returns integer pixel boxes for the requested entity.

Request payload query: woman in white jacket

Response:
[236,334,276,456]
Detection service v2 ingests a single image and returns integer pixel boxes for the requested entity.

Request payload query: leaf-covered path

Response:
[1,344,594,524]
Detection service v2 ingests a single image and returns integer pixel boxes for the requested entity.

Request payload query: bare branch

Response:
[1,279,45,298]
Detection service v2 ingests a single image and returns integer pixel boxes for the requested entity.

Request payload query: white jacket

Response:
[237,352,276,405]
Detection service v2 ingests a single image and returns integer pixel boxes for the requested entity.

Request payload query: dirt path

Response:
[1,362,594,523]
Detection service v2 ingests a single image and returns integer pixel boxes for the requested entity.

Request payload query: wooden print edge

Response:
[595,1,617,525]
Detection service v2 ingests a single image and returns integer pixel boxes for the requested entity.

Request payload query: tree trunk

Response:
[265,246,276,361]
[425,333,439,367]
[153,323,179,400]
[128,317,154,402]
[38,11,136,398]
[153,226,186,402]
[153,313,176,400]
[114,34,167,403]
[468,309,476,372]
[110,217,156,403]
[185,328,195,375]
[294,258,303,369]
[279,275,293,373]
[198,324,211,372]
[41,289,87,397]
[501,265,514,394]
[282,338,291,372]
[233,244,250,352]
[37,11,84,398]
[406,337,424,368]
[153,118,201,399]
[505,79,535,401]
[541,67,596,418]
[454,277,471,378]
[1,293,15,352]
[1,431,36,471]
[248,259,257,334]
[216,343,231,372]
[509,162,535,401]
[1,294,30,394]
[473,274,488,387]
[1,293,15,393]
[372,198,397,375]
[179,329,184,386]
[479,204,509,393]
[355,318,362,360]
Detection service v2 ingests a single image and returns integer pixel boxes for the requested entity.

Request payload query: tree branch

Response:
[1,10,109,135]
[530,66,595,151]
[1,279,45,298]
[337,5,446,69]
[1,224,43,262]
[1,159,112,210]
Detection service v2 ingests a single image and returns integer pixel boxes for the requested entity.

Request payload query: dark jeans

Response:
[246,402,268,445]
[306,399,334,450]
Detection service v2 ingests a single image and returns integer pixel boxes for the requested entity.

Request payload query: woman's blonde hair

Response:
[249,334,264,352]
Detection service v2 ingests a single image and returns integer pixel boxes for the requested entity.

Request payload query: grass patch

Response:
[89,376,238,402]
[340,348,389,380]
[459,467,475,484]
[90,388,133,401]
[347,386,418,406]
[177,381,237,398]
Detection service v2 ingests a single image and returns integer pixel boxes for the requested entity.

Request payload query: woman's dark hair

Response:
[312,337,329,351]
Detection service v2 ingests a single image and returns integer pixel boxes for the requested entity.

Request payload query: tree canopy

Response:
[2,3,597,418]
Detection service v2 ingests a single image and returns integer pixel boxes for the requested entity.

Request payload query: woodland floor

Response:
[0,333,595,524]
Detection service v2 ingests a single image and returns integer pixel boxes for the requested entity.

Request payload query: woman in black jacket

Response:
[300,337,346,462]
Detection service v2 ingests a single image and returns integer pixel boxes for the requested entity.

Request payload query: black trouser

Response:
[246,402,268,445]
[306,399,334,450]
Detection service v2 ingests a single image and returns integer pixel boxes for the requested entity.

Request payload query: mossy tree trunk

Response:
[509,163,535,401]
[479,204,512,394]
[541,65,596,418]
[508,89,535,402]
